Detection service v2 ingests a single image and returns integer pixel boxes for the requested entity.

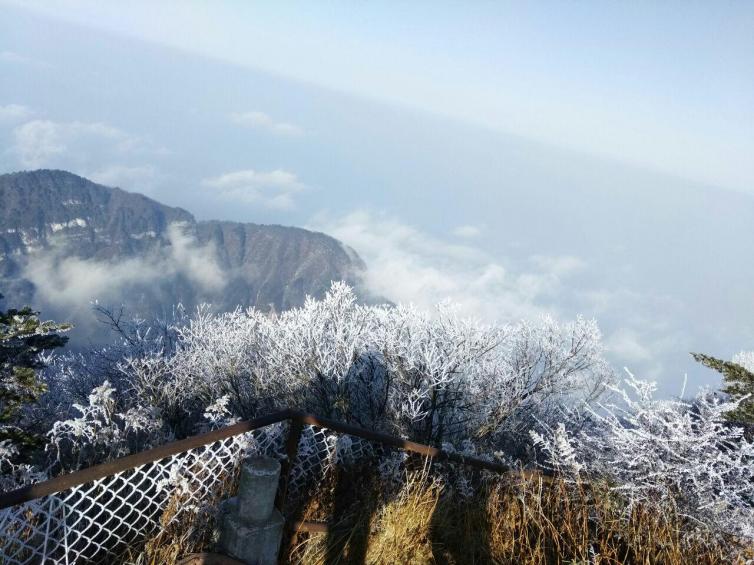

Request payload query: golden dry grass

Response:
[127,462,753,564]
[285,469,752,565]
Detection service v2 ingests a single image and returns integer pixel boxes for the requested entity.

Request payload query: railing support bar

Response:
[277,415,304,510]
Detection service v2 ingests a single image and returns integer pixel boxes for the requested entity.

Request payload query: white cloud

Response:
[230,111,304,136]
[309,210,587,322]
[202,168,306,209]
[25,254,160,309]
[165,222,225,291]
[602,326,689,385]
[573,285,692,386]
[23,222,225,309]
[12,119,146,168]
[309,210,696,387]
[0,104,33,123]
[8,119,167,191]
[13,120,65,166]
[452,224,482,238]
[605,328,653,362]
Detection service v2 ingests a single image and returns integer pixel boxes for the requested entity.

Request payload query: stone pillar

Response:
[218,456,285,565]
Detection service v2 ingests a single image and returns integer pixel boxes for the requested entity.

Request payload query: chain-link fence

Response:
[0,411,507,564]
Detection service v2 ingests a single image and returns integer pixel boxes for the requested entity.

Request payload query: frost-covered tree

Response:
[36,283,612,466]
[692,351,754,424]
[532,372,754,540]
[0,293,70,455]
[125,283,613,448]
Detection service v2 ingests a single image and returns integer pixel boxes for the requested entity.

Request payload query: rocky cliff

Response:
[0,170,367,328]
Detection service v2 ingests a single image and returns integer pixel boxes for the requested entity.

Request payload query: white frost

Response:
[49,218,88,232]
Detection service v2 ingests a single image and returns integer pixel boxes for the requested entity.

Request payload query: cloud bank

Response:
[89,165,158,192]
[202,168,307,209]
[0,50,43,66]
[310,210,582,322]
[3,118,165,194]
[452,225,482,238]
[12,120,144,168]
[23,222,225,312]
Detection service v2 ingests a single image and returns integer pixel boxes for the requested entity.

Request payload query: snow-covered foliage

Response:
[111,283,612,448]
[47,380,169,471]
[14,282,610,472]
[532,371,754,540]
[733,350,754,373]
[0,439,46,490]
[530,422,582,475]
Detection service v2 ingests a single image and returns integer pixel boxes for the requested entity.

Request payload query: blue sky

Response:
[1,2,753,395]
[5,0,753,192]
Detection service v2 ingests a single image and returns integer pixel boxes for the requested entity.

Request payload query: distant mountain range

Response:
[0,170,368,336]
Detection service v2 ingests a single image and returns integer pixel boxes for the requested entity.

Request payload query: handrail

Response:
[0,408,514,510]
[0,409,294,509]
[292,411,510,475]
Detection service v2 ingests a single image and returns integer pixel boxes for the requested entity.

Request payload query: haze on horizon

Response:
[1,1,753,396]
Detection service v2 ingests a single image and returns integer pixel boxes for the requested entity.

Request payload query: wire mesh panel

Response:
[283,424,389,513]
[0,423,287,564]
[0,415,504,563]
[283,423,500,516]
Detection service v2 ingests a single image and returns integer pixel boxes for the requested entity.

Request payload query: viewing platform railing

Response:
[0,408,530,564]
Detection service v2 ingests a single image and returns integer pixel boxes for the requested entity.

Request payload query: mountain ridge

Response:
[0,169,368,333]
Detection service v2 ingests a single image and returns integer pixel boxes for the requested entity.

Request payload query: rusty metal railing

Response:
[0,409,531,562]
[0,409,511,512]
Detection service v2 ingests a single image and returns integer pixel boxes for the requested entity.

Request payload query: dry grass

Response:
[285,468,753,565]
[123,460,753,564]
[123,458,243,565]
[291,467,441,564]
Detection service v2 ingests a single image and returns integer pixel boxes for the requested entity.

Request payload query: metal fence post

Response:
[278,414,304,510]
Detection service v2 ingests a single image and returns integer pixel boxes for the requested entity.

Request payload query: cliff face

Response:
[0,170,367,319]
[196,220,366,311]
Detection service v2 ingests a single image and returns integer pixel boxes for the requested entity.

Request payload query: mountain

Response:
[0,170,368,336]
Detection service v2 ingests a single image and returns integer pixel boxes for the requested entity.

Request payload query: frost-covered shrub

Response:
[131,282,614,448]
[14,282,613,479]
[532,372,754,541]
[530,422,582,476]
[0,439,47,490]
[47,381,169,471]
[199,395,239,431]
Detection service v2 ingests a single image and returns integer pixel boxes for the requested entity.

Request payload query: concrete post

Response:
[218,456,284,565]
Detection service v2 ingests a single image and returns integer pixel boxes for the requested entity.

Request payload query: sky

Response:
[1,2,753,395]
[4,0,753,192]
